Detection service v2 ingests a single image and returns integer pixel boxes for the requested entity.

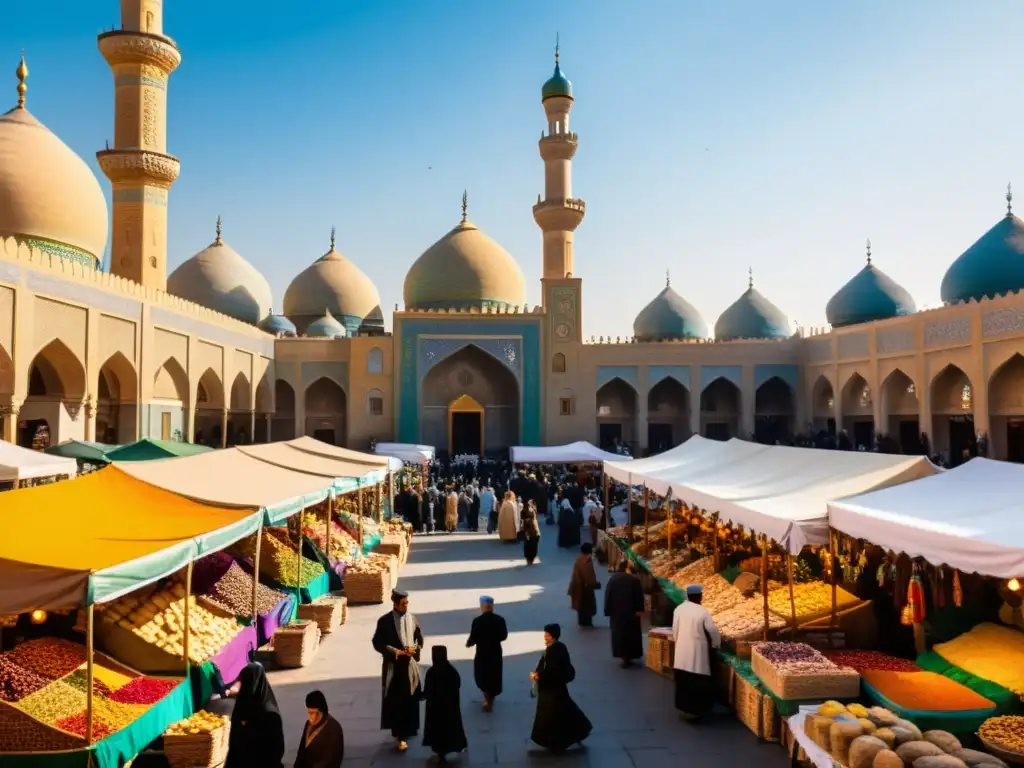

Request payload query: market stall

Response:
[282,436,402,471]
[374,442,435,463]
[511,440,630,464]
[103,438,213,462]
[44,439,116,466]
[0,439,77,485]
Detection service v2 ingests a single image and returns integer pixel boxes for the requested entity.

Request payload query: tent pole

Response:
[296,507,304,605]
[626,473,633,541]
[667,501,673,556]
[252,519,264,624]
[761,535,770,641]
[643,486,650,556]
[86,604,95,746]
[602,473,609,531]
[357,481,364,556]
[377,480,383,524]
[830,530,838,626]
[184,561,194,675]
[787,553,797,631]
[325,496,332,563]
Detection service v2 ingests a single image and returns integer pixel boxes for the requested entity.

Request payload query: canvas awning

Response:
[603,436,764,487]
[374,442,435,463]
[828,457,1022,578]
[0,466,261,613]
[104,438,213,462]
[511,441,631,464]
[45,439,116,464]
[0,440,77,481]
[238,442,388,488]
[284,436,400,470]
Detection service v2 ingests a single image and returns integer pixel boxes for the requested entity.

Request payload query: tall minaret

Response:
[533,39,585,282]
[96,1,181,288]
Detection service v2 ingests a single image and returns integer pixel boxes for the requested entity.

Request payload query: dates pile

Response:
[8,638,84,680]
[0,656,50,702]
[202,561,287,616]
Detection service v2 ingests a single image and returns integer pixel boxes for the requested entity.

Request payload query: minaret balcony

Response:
[538,132,578,161]
[533,198,586,231]
[98,30,181,72]
[97,149,180,186]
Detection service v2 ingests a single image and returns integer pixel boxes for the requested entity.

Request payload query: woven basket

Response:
[273,621,320,668]
[344,569,391,604]
[297,595,347,634]
[751,647,860,701]
[979,736,1024,766]
[713,658,736,706]
[733,674,779,742]
[163,721,230,768]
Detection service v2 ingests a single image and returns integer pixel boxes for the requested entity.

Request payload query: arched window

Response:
[552,352,566,373]
[367,347,384,374]
[367,388,385,416]
[558,388,575,416]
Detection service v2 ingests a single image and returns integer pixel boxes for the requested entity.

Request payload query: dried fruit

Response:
[826,650,921,673]
[201,560,287,616]
[61,669,113,698]
[54,711,115,740]
[0,656,51,702]
[108,676,180,705]
[7,638,84,680]
[14,681,86,725]
[165,710,228,736]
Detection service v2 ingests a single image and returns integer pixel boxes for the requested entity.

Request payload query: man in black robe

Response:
[465,595,508,712]
[604,561,646,667]
[371,590,424,752]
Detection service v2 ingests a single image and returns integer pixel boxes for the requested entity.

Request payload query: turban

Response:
[480,596,494,606]
[391,589,409,603]
[685,584,703,597]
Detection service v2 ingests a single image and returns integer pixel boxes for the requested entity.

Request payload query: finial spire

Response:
[214,215,222,244]
[555,33,560,66]
[1007,182,1014,216]
[15,50,27,110]
[748,266,753,289]
[665,269,670,287]
[461,190,468,223]
[866,238,872,266]
[329,226,336,250]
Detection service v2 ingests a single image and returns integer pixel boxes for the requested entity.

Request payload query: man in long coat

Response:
[371,590,424,752]
[465,595,508,711]
[604,561,646,667]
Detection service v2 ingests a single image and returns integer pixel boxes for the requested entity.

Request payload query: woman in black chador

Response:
[225,663,285,768]
[422,645,468,763]
[529,624,592,752]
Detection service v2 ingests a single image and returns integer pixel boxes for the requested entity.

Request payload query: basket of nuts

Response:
[163,711,230,768]
[343,556,392,604]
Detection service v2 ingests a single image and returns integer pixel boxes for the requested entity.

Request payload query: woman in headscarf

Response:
[568,543,600,626]
[422,645,468,763]
[529,624,592,752]
[520,500,542,566]
[496,491,519,543]
[293,690,345,768]
[225,663,285,768]
[557,493,581,548]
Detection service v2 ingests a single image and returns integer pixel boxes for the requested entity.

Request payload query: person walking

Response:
[497,491,519,542]
[457,488,472,531]
[371,590,424,752]
[568,543,600,626]
[466,596,508,711]
[529,624,592,752]
[225,663,285,768]
[520,500,542,565]
[604,561,646,667]
[422,645,468,763]
[481,485,497,534]
[293,690,345,768]
[557,495,580,548]
[670,584,721,720]
[445,488,458,533]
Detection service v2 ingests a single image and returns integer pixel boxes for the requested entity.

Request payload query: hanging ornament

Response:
[908,570,927,624]
[901,603,914,627]
[953,569,963,608]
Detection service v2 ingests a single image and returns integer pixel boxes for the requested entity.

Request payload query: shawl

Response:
[388,610,421,694]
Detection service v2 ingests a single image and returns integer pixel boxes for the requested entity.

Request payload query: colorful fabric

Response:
[933,622,1024,695]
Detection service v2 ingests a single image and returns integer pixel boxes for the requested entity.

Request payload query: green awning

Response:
[44,439,116,463]
[105,438,214,462]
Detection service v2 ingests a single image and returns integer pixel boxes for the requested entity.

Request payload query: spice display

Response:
[53,712,115,740]
[304,520,359,560]
[699,574,747,616]
[165,710,229,736]
[765,581,860,623]
[0,702,84,751]
[933,623,1024,695]
[0,656,51,702]
[61,669,113,698]
[201,560,288,616]
[102,583,244,664]
[13,681,86,725]
[980,716,1024,752]
[7,638,85,680]
[107,676,180,705]
[714,599,786,639]
[824,650,920,673]
[234,530,325,588]
[667,556,716,589]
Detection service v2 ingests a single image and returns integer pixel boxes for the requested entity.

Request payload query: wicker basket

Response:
[733,674,778,741]
[297,595,347,634]
[645,629,673,679]
[344,568,391,604]
[751,647,860,701]
[273,621,321,668]
[163,721,231,768]
[376,535,408,563]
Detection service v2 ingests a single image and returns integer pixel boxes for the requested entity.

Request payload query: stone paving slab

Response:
[265,528,789,767]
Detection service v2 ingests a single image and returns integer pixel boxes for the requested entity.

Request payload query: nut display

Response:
[0,656,51,702]
[202,560,288,616]
[165,709,228,735]
[13,681,87,725]
[234,531,325,588]
[7,638,85,680]
[103,583,244,664]
[713,599,786,640]
[699,574,748,616]
[765,581,860,622]
[668,556,716,589]
[980,715,1024,752]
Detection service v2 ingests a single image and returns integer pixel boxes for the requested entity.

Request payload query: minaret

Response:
[96,1,182,288]
[533,38,585,281]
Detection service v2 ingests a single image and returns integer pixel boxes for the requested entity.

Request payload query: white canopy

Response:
[605,438,938,554]
[511,441,631,464]
[828,457,1024,578]
[0,440,77,482]
[375,442,435,463]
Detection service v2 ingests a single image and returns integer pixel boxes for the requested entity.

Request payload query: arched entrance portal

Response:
[596,378,637,453]
[274,380,296,441]
[880,369,919,453]
[647,377,689,453]
[420,344,519,457]
[448,394,484,457]
[22,340,87,448]
[988,354,1024,462]
[811,375,835,435]
[930,364,974,466]
[304,378,347,446]
[754,377,794,444]
[840,373,874,450]
[700,377,740,440]
[97,352,138,444]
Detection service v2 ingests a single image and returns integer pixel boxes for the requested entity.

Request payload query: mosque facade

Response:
[4,2,1024,463]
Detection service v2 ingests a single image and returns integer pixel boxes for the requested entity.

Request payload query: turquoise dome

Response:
[940,210,1024,304]
[715,280,791,341]
[305,310,347,338]
[826,247,916,328]
[542,62,572,101]
[633,279,708,341]
[258,311,297,337]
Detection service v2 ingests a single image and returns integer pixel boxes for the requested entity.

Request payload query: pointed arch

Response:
[552,352,566,374]
[197,367,224,410]
[988,353,1024,461]
[255,374,273,412]
[930,362,975,465]
[304,377,347,446]
[841,372,872,415]
[230,371,251,411]
[153,356,189,402]
[27,339,86,399]
[596,376,638,452]
[271,379,296,441]
[930,363,972,415]
[0,345,13,396]
[880,368,917,416]
[700,377,740,440]
[98,352,138,404]
[811,374,834,417]
[647,376,690,452]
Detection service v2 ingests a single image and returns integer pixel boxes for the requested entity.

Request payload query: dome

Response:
[403,196,527,311]
[826,242,916,328]
[283,228,383,335]
[0,59,108,266]
[633,275,708,341]
[167,217,272,325]
[714,273,791,341]
[305,310,346,338]
[258,311,297,337]
[940,189,1024,304]
[542,57,572,101]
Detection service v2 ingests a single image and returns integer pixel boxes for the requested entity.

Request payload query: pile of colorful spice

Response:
[824,650,920,674]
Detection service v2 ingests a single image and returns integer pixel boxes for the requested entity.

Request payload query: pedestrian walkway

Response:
[268,528,789,767]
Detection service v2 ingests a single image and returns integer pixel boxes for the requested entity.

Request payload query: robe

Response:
[497,499,519,542]
[530,641,592,751]
[557,501,581,548]
[371,611,424,738]
[568,554,599,620]
[422,662,468,756]
[520,507,541,564]
[466,612,508,698]
[293,715,344,768]
[670,600,721,718]
[604,571,645,660]
[445,493,458,532]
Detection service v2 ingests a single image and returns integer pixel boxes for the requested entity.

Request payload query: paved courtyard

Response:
[267,528,790,767]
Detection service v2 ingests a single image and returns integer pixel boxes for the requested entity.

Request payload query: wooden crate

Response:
[297,595,347,634]
[712,658,736,706]
[163,721,230,768]
[273,621,320,668]
[733,674,779,742]
[751,647,860,701]
[645,631,673,679]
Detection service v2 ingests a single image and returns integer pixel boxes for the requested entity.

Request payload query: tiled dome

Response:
[305,310,347,338]
[714,272,791,341]
[258,311,297,337]
[826,241,916,328]
[633,274,708,341]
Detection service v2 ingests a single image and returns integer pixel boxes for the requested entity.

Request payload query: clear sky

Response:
[6,1,1024,338]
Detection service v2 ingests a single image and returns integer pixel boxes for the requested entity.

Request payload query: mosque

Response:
[3,2,1024,465]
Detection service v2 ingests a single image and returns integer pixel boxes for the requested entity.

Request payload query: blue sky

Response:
[6,1,1024,337]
